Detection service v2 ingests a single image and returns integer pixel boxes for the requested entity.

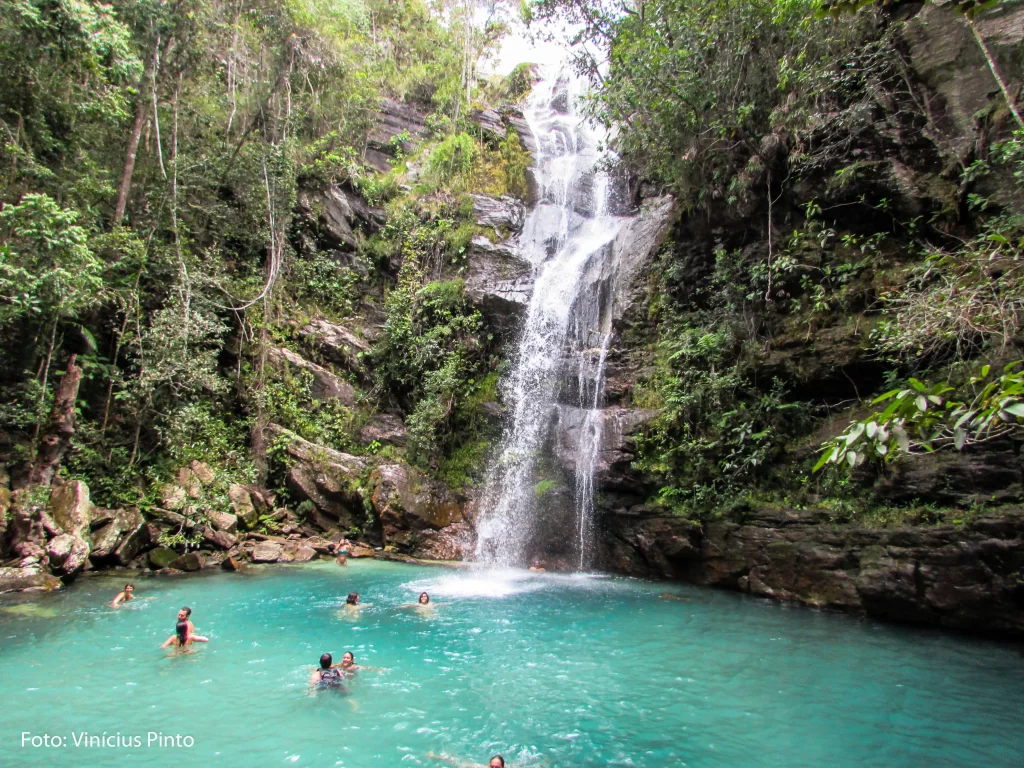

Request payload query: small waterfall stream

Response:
[474,68,631,569]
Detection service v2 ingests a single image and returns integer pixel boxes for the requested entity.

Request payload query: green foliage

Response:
[0,194,105,325]
[261,369,359,453]
[530,0,862,209]
[816,362,1024,472]
[288,253,366,318]
[427,133,478,187]
[502,62,536,102]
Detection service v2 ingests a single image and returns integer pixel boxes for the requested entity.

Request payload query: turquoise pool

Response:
[0,560,1021,767]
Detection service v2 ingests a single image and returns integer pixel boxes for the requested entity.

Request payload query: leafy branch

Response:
[814,361,1024,471]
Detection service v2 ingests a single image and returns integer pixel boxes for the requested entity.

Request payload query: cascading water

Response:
[473,67,629,569]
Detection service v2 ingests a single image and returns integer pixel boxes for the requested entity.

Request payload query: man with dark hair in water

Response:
[309,653,347,690]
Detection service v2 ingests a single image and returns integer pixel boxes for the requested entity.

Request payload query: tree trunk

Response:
[24,355,83,487]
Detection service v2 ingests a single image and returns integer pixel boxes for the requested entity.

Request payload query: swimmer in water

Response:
[309,653,348,691]
[338,592,370,619]
[331,651,383,677]
[160,620,208,649]
[428,753,507,767]
[170,606,208,643]
[111,583,135,607]
[400,592,445,613]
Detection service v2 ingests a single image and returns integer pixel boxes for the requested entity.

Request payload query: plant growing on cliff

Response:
[814,361,1024,471]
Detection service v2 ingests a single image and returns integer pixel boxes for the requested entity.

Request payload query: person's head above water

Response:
[346,592,359,605]
[124,583,134,593]
[177,606,191,621]
[320,653,333,669]
[418,592,429,604]
[489,756,505,768]
[175,621,189,645]
[341,651,355,668]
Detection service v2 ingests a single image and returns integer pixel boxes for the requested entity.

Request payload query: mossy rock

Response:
[147,547,179,570]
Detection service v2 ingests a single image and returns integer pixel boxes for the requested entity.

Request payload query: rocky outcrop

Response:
[359,413,408,447]
[294,186,384,254]
[601,506,1024,639]
[299,318,375,382]
[369,463,465,552]
[554,405,658,490]
[365,97,431,171]
[267,424,375,531]
[266,346,359,406]
[462,237,533,320]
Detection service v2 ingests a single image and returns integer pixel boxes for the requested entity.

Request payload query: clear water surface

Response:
[0,560,1021,767]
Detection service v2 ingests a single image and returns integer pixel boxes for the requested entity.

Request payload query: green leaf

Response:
[908,378,927,393]
[954,428,967,451]
[1002,403,1024,419]
[813,450,832,473]
[846,450,857,467]
[871,389,901,404]
[865,421,877,439]
[916,395,928,412]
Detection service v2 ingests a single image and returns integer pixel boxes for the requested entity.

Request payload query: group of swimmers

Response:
[110,581,504,766]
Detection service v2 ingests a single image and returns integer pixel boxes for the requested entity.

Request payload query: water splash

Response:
[474,67,628,569]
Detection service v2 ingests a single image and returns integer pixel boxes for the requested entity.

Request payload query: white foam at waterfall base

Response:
[404,567,613,599]
[474,66,631,569]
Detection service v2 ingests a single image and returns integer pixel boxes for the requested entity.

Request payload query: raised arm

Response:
[111,592,125,608]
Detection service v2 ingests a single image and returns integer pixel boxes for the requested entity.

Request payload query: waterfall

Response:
[473,68,628,570]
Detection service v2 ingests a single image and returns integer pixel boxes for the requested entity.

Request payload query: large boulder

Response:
[228,485,259,530]
[252,541,285,563]
[299,318,375,380]
[462,237,533,317]
[208,510,238,535]
[470,194,524,234]
[282,540,317,562]
[169,552,203,572]
[113,522,161,567]
[0,566,61,594]
[365,97,431,171]
[370,464,463,551]
[90,508,144,561]
[266,347,358,406]
[147,547,179,570]
[46,533,91,577]
[359,413,408,447]
[599,509,703,579]
[201,525,238,551]
[47,481,97,538]
[268,425,375,530]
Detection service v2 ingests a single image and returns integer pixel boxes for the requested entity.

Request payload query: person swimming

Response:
[161,620,208,649]
[161,607,209,647]
[111,583,135,607]
[331,651,383,677]
[310,653,347,691]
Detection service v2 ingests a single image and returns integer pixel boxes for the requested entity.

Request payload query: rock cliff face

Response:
[599,505,1024,639]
